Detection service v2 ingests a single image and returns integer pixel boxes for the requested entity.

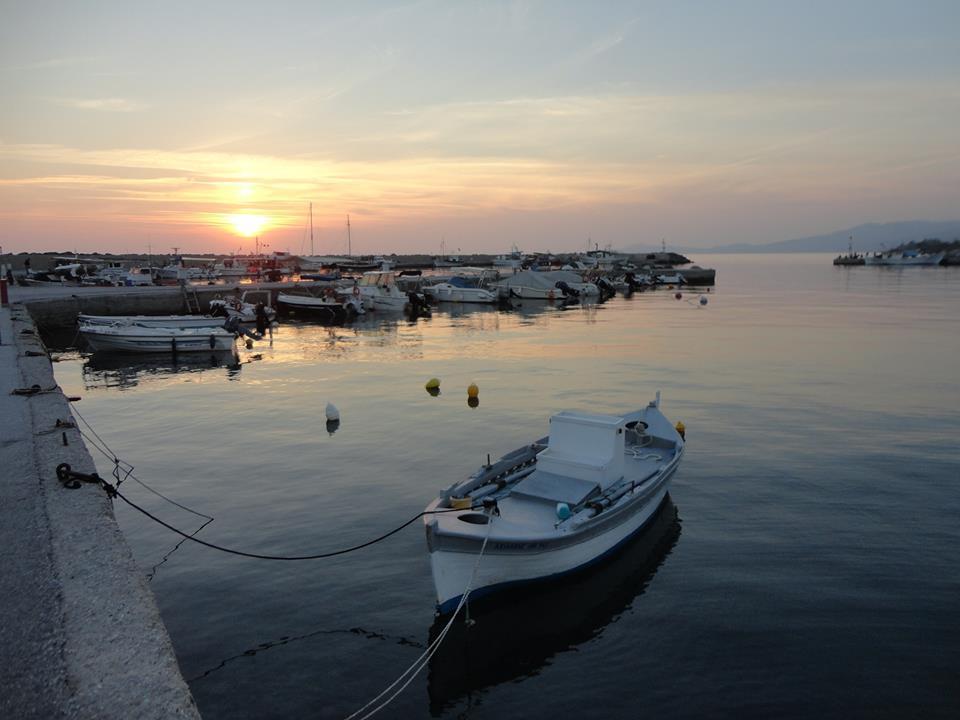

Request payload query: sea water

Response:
[52,254,960,719]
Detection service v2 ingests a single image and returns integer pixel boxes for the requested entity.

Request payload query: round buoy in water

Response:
[425,377,440,390]
[699,295,708,306]
[325,402,340,421]
[467,396,479,408]
[326,418,340,436]
[674,292,682,300]
[426,386,440,397]
[467,383,479,398]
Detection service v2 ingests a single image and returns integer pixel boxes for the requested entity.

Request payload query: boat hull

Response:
[277,292,362,318]
[422,284,496,303]
[428,463,677,614]
[80,327,237,353]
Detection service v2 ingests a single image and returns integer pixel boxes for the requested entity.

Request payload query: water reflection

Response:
[81,350,244,390]
[426,496,681,715]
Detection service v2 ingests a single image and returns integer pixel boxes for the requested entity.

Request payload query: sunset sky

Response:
[2,1,958,255]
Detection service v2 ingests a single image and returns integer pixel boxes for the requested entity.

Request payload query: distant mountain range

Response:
[691,221,960,253]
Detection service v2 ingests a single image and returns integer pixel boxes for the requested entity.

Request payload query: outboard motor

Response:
[597,277,615,301]
[554,281,579,298]
[222,315,241,334]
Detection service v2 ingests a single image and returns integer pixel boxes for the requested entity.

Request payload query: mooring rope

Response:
[64,404,470,558]
[70,402,212,519]
[108,486,464,561]
[344,515,495,720]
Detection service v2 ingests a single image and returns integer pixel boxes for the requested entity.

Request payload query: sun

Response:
[228,213,268,237]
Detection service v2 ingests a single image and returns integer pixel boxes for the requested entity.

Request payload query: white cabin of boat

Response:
[535,411,625,490]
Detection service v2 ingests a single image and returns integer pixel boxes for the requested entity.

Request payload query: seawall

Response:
[0,301,202,719]
[14,282,288,330]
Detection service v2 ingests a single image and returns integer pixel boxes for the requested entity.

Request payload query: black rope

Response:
[107,481,466,561]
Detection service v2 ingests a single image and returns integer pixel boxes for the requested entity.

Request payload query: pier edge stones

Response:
[1,303,200,720]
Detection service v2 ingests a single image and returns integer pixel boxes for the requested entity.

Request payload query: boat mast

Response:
[309,202,314,256]
[347,214,352,257]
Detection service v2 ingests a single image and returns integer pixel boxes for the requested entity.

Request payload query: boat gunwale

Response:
[427,448,682,555]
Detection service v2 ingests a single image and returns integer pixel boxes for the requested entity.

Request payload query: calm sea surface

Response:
[52,254,960,719]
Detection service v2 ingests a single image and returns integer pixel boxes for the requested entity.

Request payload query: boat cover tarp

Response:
[497,270,587,288]
[496,270,558,290]
[537,270,589,285]
[511,471,599,506]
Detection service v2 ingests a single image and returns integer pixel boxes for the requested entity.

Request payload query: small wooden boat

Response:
[424,393,684,614]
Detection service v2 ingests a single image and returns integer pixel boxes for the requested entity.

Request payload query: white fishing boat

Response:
[78,313,225,328]
[864,250,945,266]
[79,323,238,353]
[423,393,685,614]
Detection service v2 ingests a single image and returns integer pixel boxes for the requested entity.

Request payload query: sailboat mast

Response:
[309,202,314,256]
[347,214,352,257]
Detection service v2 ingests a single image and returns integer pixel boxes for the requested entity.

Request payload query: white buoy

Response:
[325,402,340,421]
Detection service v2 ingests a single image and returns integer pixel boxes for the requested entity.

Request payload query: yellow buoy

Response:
[425,377,440,390]
[675,420,686,440]
[467,383,479,398]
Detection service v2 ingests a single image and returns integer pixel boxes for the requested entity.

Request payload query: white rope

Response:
[345,514,495,720]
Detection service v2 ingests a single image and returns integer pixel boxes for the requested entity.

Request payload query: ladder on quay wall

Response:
[181,284,202,314]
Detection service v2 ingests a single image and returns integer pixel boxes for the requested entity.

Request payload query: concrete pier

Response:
[0,302,201,719]
[7,280,301,331]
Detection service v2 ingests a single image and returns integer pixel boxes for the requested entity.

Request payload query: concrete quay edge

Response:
[0,302,201,719]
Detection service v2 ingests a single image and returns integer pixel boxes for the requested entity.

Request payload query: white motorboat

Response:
[209,291,277,323]
[79,323,238,353]
[654,272,686,285]
[277,290,365,318]
[495,270,598,300]
[354,270,425,312]
[423,393,684,614]
[78,313,225,328]
[421,275,497,304]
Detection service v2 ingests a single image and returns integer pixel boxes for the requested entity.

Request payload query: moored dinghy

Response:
[78,313,225,328]
[79,322,239,353]
[423,393,684,614]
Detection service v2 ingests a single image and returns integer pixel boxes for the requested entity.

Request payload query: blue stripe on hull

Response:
[435,492,669,616]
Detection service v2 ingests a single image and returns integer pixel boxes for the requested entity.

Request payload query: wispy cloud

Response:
[564,16,642,67]
[3,55,102,72]
[52,97,147,113]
